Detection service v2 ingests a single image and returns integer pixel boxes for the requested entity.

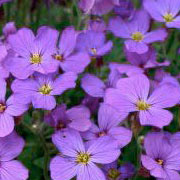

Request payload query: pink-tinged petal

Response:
[5,57,33,79]
[108,127,132,148]
[67,105,91,132]
[125,40,149,54]
[97,41,113,56]
[77,163,106,180]
[116,74,150,102]
[0,160,28,180]
[141,155,158,170]
[0,113,14,137]
[60,53,90,74]
[32,94,56,110]
[0,131,24,161]
[50,156,77,180]
[144,29,167,44]
[79,0,95,13]
[108,16,130,38]
[148,84,180,108]
[8,28,35,58]
[81,74,106,98]
[6,95,28,116]
[98,103,125,130]
[52,129,85,157]
[143,0,164,22]
[164,169,180,180]
[87,136,120,164]
[104,88,136,113]
[139,108,173,128]
[151,165,167,179]
[166,16,180,28]
[51,72,77,95]
[0,78,6,102]
[59,27,77,57]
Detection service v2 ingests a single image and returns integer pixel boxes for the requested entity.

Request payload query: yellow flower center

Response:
[0,104,6,113]
[136,100,151,111]
[30,54,42,64]
[39,84,52,95]
[91,48,97,55]
[163,13,174,23]
[76,153,90,164]
[131,32,144,42]
[107,168,120,180]
[98,131,106,137]
[53,54,64,61]
[157,159,164,166]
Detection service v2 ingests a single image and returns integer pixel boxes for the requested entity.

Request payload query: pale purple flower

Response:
[75,30,113,58]
[102,161,135,180]
[109,9,167,54]
[50,129,120,180]
[0,131,29,180]
[44,104,91,132]
[105,74,180,128]
[0,79,28,137]
[141,132,180,180]
[144,0,180,28]
[3,22,17,38]
[82,103,131,148]
[88,19,106,32]
[52,27,90,74]
[11,72,77,110]
[7,26,59,79]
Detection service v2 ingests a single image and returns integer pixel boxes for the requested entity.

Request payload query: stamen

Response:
[91,48,97,55]
[136,100,151,111]
[30,54,42,64]
[76,153,90,164]
[0,104,6,113]
[163,13,174,23]
[131,32,144,42]
[98,131,106,137]
[156,159,164,166]
[39,84,52,95]
[52,54,64,61]
[107,168,120,179]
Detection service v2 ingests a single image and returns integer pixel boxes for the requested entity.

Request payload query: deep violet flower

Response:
[50,129,120,180]
[3,22,17,38]
[7,26,59,79]
[44,104,91,132]
[82,103,132,148]
[0,131,28,180]
[144,0,180,29]
[0,79,28,137]
[141,132,180,180]
[109,9,167,54]
[52,27,90,74]
[102,161,135,180]
[75,30,113,59]
[105,74,180,128]
[124,46,170,69]
[88,19,106,32]
[11,72,77,110]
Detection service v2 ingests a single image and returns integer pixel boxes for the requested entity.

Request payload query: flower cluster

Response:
[0,0,180,179]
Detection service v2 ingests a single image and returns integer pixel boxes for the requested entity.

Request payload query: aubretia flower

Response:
[3,22,17,38]
[11,72,77,110]
[0,131,28,180]
[0,0,11,5]
[50,129,120,180]
[7,27,58,79]
[88,19,106,32]
[52,27,90,74]
[82,103,132,148]
[105,74,180,128]
[44,104,91,132]
[102,161,135,180]
[109,10,167,54]
[76,30,113,59]
[0,79,28,137]
[144,0,180,29]
[141,132,180,180]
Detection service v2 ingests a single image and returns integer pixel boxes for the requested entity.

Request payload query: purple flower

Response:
[11,72,77,110]
[102,161,135,180]
[3,22,17,38]
[7,26,59,79]
[75,30,113,58]
[0,79,28,137]
[109,9,167,54]
[0,131,28,180]
[88,19,106,32]
[52,27,90,74]
[124,46,170,69]
[82,103,131,148]
[105,74,180,128]
[0,0,11,5]
[144,0,180,29]
[44,104,91,132]
[50,129,120,180]
[141,132,180,180]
